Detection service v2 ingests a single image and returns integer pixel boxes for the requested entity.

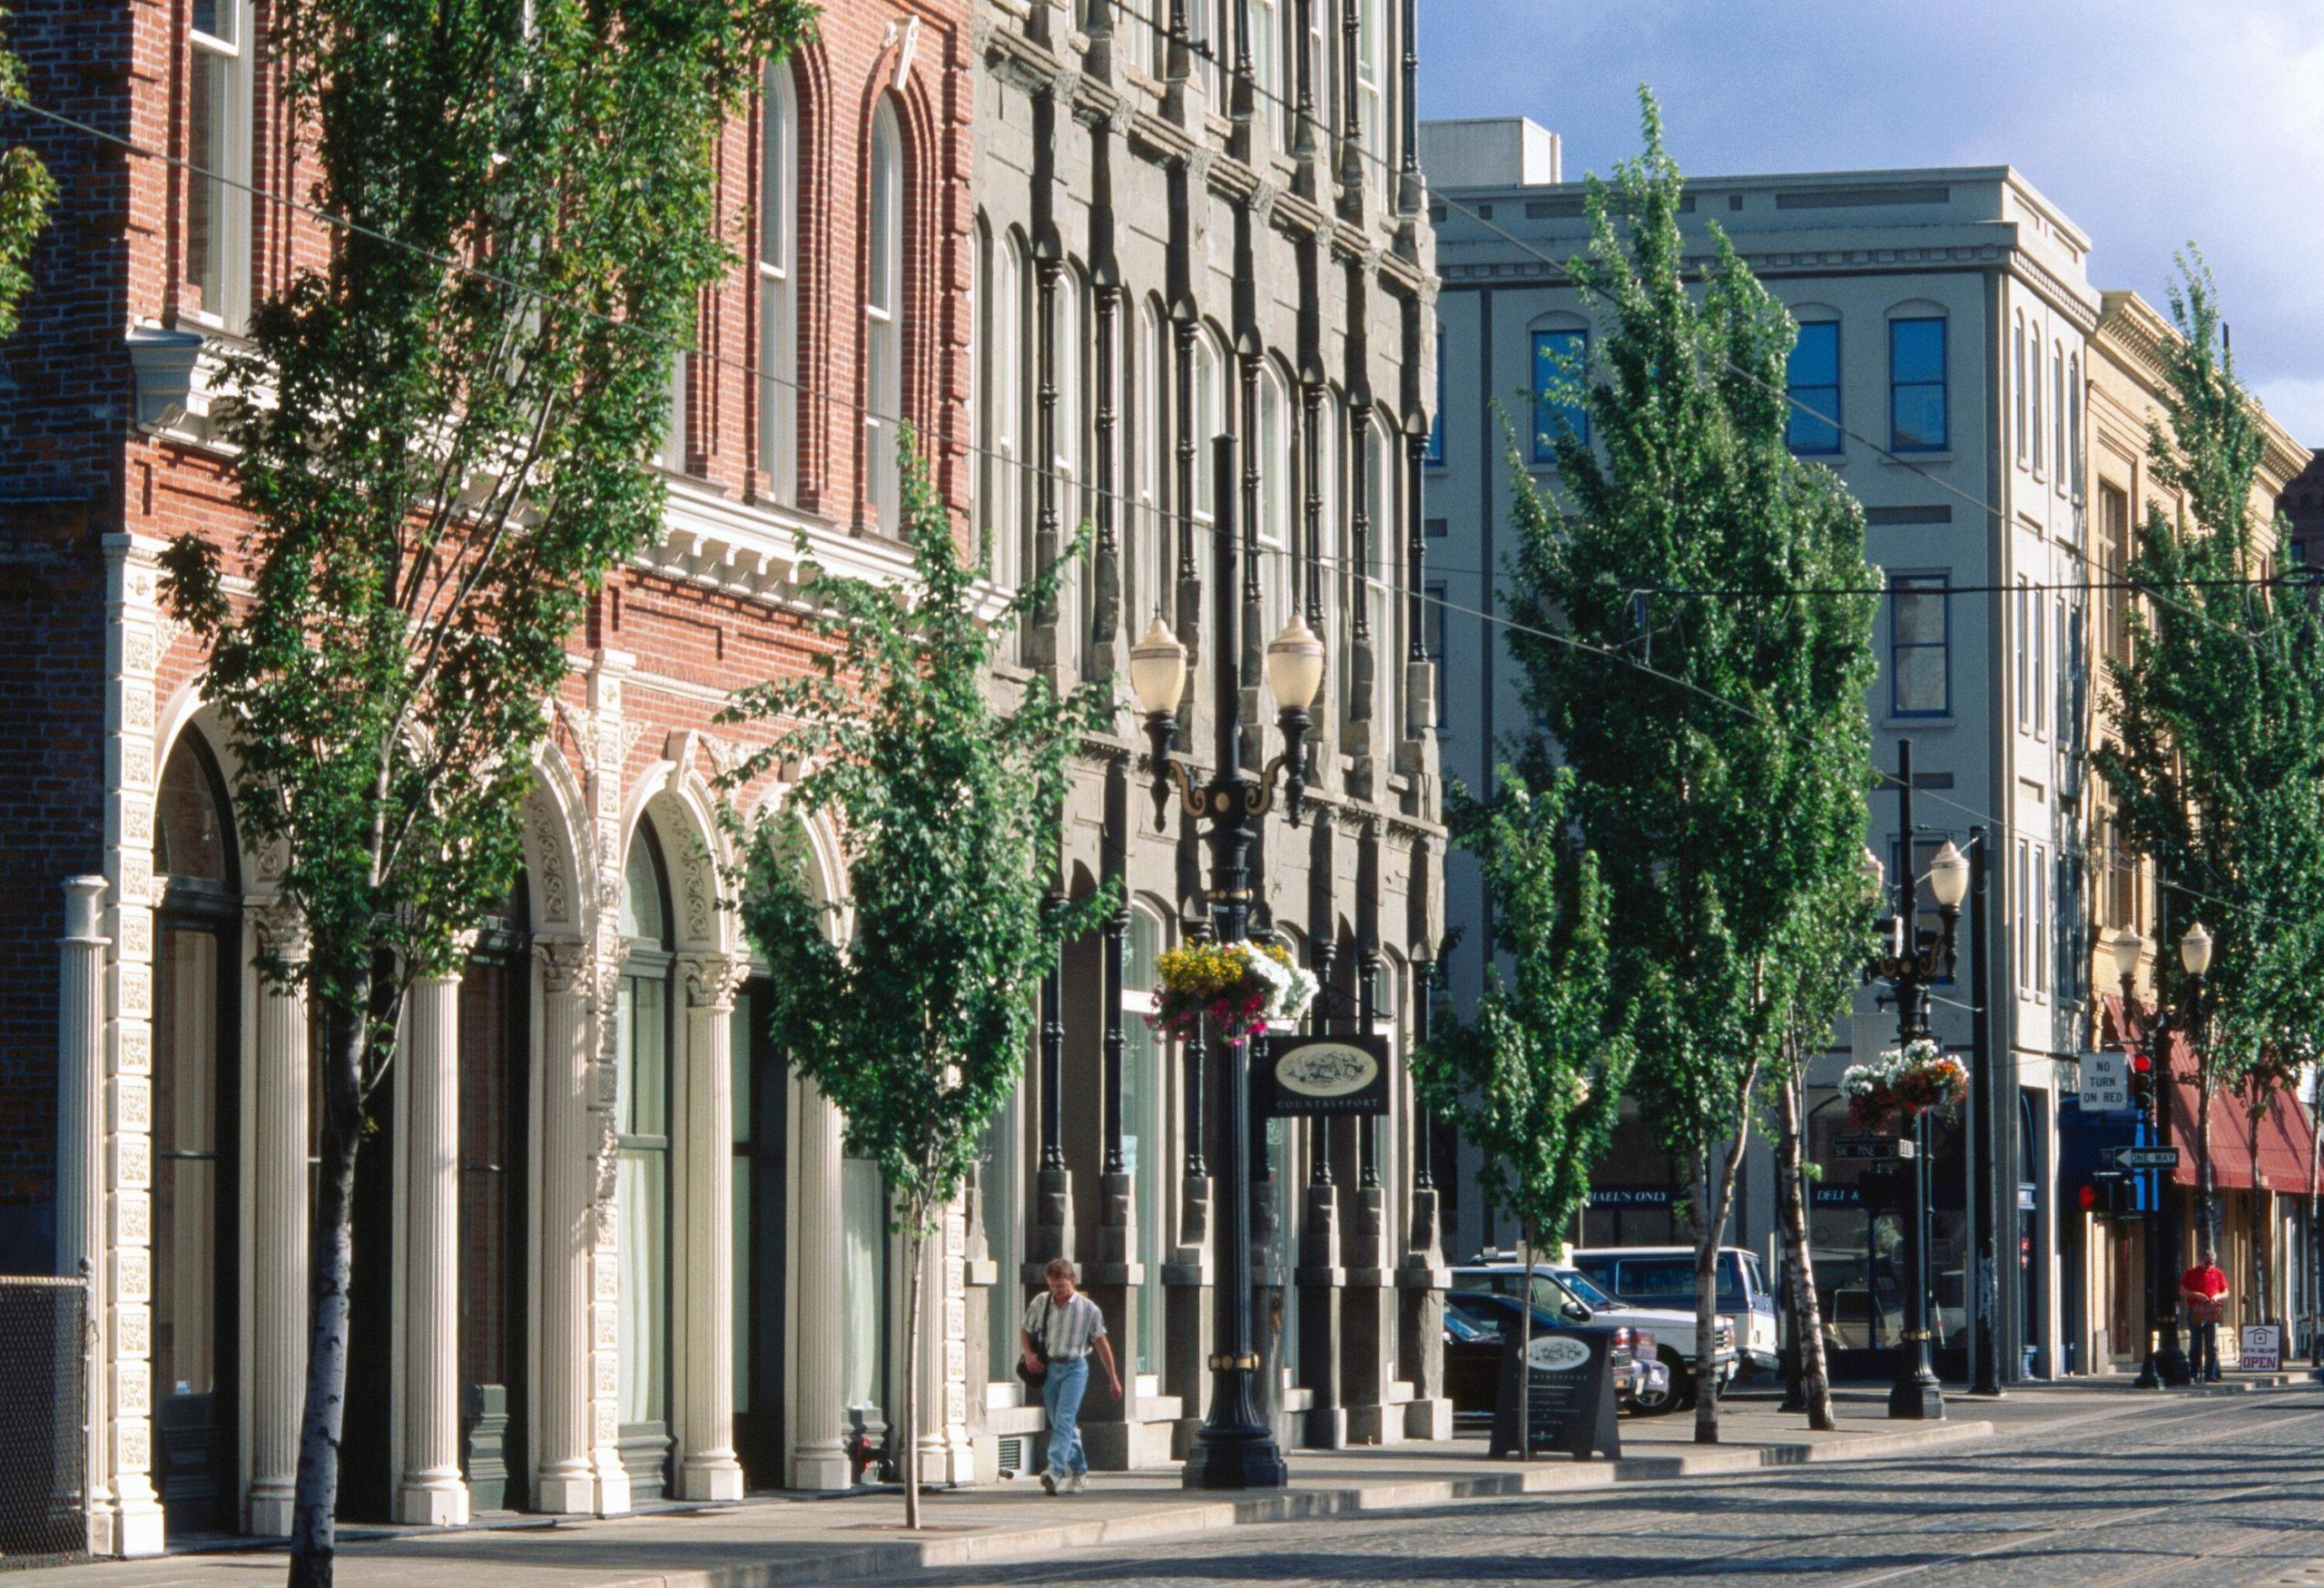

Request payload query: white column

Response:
[533,940,597,1513]
[57,877,111,1553]
[248,907,309,1535]
[397,971,469,1525]
[789,1080,851,1489]
[677,955,744,1500]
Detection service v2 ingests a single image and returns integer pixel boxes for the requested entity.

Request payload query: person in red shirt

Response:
[2181,1248,2229,1382]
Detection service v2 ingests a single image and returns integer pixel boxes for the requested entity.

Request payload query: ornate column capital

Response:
[539,938,592,994]
[680,952,746,1011]
[252,900,310,966]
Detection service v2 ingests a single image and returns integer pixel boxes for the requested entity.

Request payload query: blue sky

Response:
[1417,0,2324,449]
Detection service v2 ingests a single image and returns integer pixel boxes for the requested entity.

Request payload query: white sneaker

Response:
[1065,1472,1088,1494]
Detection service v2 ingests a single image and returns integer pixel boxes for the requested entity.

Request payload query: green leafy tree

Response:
[724,443,1114,1529]
[2092,254,2324,1264]
[1413,766,1629,1459]
[155,3,811,1580]
[0,9,58,337]
[1502,92,1878,1444]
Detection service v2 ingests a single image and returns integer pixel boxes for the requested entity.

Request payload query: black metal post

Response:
[1183,433,1292,1490]
[1885,740,1945,1421]
[1967,827,2002,1397]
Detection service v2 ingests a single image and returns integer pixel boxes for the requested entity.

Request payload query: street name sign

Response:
[1833,1133,1915,1162]
[2102,1145,2181,1171]
[1255,1032,1390,1118]
[2077,1050,2131,1113]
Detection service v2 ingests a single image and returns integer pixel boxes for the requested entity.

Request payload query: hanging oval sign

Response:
[1256,1032,1392,1117]
[1526,1334,1592,1373]
[1274,1041,1381,1099]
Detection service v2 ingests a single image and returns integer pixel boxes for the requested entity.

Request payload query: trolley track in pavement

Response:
[914,1389,2324,1588]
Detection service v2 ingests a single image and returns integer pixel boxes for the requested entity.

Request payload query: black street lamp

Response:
[2111,920,2211,1391]
[1130,433,1317,1492]
[1864,739,1970,1422]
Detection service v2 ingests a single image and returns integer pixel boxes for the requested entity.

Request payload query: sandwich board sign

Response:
[1490,1327,1620,1462]
[2240,1324,2282,1373]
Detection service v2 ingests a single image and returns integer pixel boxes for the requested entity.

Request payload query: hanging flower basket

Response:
[1843,1038,1968,1130]
[1150,938,1317,1041]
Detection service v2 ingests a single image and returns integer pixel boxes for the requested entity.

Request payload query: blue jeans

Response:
[1042,1356,1090,1477]
[2192,1319,2221,1380]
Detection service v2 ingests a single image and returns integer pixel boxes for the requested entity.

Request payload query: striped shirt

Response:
[1023,1290,1107,1362]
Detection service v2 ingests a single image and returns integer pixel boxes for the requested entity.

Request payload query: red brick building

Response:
[4,0,976,1553]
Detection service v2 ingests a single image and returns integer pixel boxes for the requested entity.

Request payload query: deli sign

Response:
[1256,1032,1391,1117]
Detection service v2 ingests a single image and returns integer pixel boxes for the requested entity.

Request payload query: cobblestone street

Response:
[917,1388,2324,1588]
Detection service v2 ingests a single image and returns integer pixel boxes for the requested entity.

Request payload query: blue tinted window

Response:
[1531,329,1588,461]
[1787,321,1842,455]
[1889,318,1947,452]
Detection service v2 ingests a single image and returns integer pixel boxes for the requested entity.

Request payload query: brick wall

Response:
[0,0,974,1270]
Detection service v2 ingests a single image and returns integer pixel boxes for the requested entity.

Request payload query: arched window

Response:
[152,733,241,1533]
[1135,298,1167,619]
[1367,412,1395,735]
[2014,312,2028,468]
[2027,321,2043,478]
[616,823,675,1499]
[1257,362,1292,640]
[863,99,905,524]
[1357,0,1386,207]
[1889,313,1948,455]
[1253,0,1285,149]
[758,61,799,501]
[1786,315,1842,456]
[989,231,1029,591]
[186,0,252,326]
[1193,330,1225,523]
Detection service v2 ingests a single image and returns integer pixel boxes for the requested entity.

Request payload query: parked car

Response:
[1457,1254,1728,1415]
[1568,1245,1780,1378]
[1441,1288,1640,1430]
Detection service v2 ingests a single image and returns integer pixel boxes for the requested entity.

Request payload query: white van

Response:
[1568,1246,1780,1379]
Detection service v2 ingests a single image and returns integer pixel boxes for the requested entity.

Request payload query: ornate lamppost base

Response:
[1182,1424,1289,1490]
[1886,1374,1945,1420]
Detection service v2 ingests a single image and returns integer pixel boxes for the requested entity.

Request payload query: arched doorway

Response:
[616,822,676,1499]
[458,876,531,1511]
[151,733,241,1537]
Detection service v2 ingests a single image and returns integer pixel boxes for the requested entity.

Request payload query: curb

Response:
[583,1418,2003,1587]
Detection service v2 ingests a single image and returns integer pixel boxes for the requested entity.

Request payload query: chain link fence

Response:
[0,1275,88,1566]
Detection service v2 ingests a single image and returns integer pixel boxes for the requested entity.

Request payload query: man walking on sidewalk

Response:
[1022,1258,1121,1494]
[2181,1248,2229,1383]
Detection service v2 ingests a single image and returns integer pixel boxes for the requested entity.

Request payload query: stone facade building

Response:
[967,0,1448,1472]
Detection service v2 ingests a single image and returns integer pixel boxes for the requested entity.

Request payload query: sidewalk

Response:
[12,1376,2309,1587]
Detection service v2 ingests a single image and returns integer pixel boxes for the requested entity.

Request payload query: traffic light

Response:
[2127,1050,2154,1111]
[2078,1176,2136,1217]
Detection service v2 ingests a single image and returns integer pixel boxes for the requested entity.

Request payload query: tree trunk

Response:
[289,990,369,1588]
[1691,1091,1757,1446]
[1517,1217,1533,1463]
[901,1222,924,1531]
[1776,1072,1837,1431]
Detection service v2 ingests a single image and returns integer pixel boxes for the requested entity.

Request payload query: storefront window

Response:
[1123,908,1166,1376]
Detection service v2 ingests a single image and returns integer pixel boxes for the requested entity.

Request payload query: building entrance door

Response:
[731,981,788,1487]
[458,891,530,1510]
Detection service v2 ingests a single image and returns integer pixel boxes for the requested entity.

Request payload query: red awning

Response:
[2101,994,2318,1195]
[2165,1070,2318,1196]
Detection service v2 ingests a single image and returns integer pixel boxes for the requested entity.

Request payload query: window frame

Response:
[1530,327,1589,463]
[1786,319,1843,457]
[184,0,252,330]
[757,62,799,500]
[863,99,906,523]
[1888,316,1948,454]
[1887,571,1952,719]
